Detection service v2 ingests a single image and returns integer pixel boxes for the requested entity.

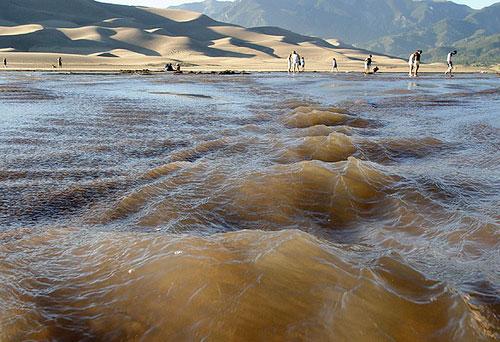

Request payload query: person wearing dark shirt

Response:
[332,58,339,72]
[413,50,422,77]
[364,55,372,73]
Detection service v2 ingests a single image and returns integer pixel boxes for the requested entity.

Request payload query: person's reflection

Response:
[407,82,417,90]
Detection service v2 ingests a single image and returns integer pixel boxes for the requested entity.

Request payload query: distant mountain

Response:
[172,0,500,64]
[1,0,407,70]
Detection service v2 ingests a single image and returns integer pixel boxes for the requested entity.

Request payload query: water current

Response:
[0,72,498,341]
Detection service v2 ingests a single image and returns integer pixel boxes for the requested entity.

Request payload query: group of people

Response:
[1,49,461,75]
[287,51,305,73]
[2,57,63,68]
[288,53,378,74]
[51,57,63,68]
[51,57,64,68]
[408,50,422,77]
[286,50,460,76]
[363,55,380,74]
[165,63,181,72]
[408,49,458,77]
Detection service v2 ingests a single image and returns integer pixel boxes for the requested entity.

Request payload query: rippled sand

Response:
[0,73,498,341]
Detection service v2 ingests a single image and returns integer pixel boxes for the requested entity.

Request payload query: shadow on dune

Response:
[249,26,337,49]
[0,27,162,56]
[0,0,342,58]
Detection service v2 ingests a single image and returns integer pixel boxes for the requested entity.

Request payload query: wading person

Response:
[291,51,300,73]
[332,57,338,72]
[445,50,457,77]
[413,50,422,77]
[364,54,372,73]
[58,57,62,68]
[408,51,416,77]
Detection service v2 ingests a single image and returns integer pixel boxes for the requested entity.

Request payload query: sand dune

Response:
[0,24,43,36]
[0,0,492,72]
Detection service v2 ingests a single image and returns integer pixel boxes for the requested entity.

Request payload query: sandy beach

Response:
[0,51,497,74]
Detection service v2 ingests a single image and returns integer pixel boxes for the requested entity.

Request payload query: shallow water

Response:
[0,72,498,341]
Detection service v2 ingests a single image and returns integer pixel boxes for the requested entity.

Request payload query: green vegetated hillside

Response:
[173,0,500,65]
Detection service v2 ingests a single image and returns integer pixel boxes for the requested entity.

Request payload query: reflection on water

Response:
[0,73,499,341]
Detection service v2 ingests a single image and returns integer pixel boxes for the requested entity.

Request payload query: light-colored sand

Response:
[0,24,43,36]
[0,6,496,73]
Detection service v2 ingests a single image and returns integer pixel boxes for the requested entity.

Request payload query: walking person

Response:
[413,50,422,77]
[331,57,339,72]
[300,56,305,72]
[58,57,62,68]
[364,55,372,73]
[3,58,6,68]
[445,50,457,77]
[408,51,416,77]
[287,53,292,73]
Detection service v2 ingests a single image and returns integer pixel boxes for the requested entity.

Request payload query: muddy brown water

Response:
[0,72,498,341]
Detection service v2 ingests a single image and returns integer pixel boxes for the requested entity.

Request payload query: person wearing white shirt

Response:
[291,51,300,73]
[408,52,416,77]
[445,50,457,77]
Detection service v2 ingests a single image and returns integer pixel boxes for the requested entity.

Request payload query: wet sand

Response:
[0,52,497,74]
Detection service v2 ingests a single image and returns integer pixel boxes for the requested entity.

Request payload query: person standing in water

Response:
[291,51,300,73]
[300,56,305,72]
[58,57,62,68]
[364,55,372,73]
[332,57,339,72]
[445,50,457,77]
[408,51,416,77]
[413,50,422,77]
